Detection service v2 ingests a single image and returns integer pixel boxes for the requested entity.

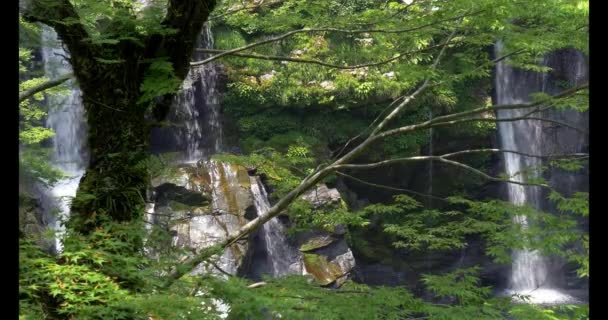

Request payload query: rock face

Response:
[149,162,357,285]
[301,184,342,208]
[296,185,357,286]
[300,235,356,287]
[241,183,357,286]
[148,160,254,276]
[19,180,56,252]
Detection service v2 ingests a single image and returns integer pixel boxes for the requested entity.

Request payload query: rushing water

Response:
[38,27,88,253]
[494,42,581,304]
[250,176,301,277]
[151,23,223,162]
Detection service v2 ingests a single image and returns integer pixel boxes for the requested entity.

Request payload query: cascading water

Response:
[494,42,581,304]
[38,27,88,253]
[151,23,222,162]
[250,176,301,277]
[148,22,301,280]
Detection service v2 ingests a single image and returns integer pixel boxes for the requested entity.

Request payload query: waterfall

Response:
[147,23,302,281]
[495,42,581,304]
[38,27,88,253]
[250,176,301,277]
[151,23,222,162]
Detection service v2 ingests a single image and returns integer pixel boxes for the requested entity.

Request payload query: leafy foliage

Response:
[19,0,588,319]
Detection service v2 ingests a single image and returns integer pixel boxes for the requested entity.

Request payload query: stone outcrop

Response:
[148,160,254,277]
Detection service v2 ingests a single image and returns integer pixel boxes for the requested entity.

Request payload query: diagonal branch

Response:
[162,29,460,286]
[330,49,528,160]
[369,29,457,137]
[19,73,73,103]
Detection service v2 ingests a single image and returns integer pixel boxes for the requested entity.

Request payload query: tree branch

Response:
[337,155,550,188]
[19,73,73,103]
[193,38,461,69]
[369,29,457,137]
[22,0,98,82]
[162,29,459,285]
[428,115,588,134]
[377,83,588,139]
[335,149,588,170]
[144,0,218,81]
[335,171,448,202]
[190,11,481,66]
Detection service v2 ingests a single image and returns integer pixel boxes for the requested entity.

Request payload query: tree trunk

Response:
[22,0,217,233]
[69,70,149,233]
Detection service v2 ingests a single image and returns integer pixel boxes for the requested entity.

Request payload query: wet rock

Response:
[302,241,356,287]
[301,184,342,208]
[320,81,336,91]
[382,71,395,79]
[173,214,249,276]
[149,160,255,276]
[300,235,335,252]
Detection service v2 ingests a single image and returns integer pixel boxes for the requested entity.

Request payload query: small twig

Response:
[84,97,124,112]
[247,282,267,289]
[209,260,234,277]
[336,171,449,203]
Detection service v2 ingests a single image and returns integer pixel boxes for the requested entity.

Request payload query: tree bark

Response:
[23,0,218,231]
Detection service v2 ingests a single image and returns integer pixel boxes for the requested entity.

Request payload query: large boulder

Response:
[148,160,254,276]
[296,184,357,286]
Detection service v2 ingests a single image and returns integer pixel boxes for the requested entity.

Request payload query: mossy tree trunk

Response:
[23,0,217,232]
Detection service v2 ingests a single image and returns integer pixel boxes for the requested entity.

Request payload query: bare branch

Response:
[247,282,267,289]
[193,39,460,69]
[377,83,588,139]
[330,49,527,160]
[19,73,73,103]
[191,11,481,66]
[336,156,550,188]
[428,116,588,134]
[209,260,234,277]
[439,149,588,160]
[335,149,588,170]
[369,29,457,137]
[335,171,448,202]
[162,27,460,285]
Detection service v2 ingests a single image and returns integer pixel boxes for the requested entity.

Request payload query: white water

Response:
[494,42,577,304]
[39,27,87,253]
[250,176,301,277]
[174,23,222,162]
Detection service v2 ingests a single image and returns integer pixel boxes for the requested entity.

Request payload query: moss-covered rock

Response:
[299,236,335,252]
[149,160,255,277]
[303,253,345,286]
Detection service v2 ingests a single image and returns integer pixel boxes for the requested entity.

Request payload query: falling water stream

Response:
[250,176,302,277]
[494,42,579,304]
[38,27,88,254]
